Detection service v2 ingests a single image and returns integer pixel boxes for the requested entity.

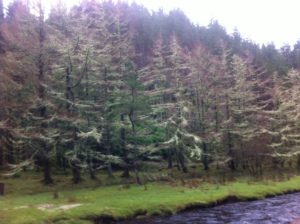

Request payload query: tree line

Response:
[1,0,300,185]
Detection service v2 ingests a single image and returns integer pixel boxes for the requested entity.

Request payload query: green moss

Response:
[2,174,300,223]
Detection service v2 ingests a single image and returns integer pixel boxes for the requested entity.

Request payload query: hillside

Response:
[1,1,300,223]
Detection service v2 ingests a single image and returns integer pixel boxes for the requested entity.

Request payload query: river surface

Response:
[120,192,300,224]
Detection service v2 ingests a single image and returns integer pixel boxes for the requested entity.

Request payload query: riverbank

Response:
[1,172,300,223]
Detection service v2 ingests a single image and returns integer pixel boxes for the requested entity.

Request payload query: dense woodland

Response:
[1,0,300,185]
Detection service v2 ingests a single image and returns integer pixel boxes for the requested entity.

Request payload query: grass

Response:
[1,169,300,224]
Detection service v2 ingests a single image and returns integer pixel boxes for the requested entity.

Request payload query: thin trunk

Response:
[120,113,130,178]
[88,164,96,180]
[104,67,113,178]
[0,147,3,169]
[87,149,96,180]
[200,98,209,171]
[71,131,81,183]
[202,141,209,171]
[227,132,235,171]
[176,150,181,171]
[225,94,235,171]
[43,156,53,185]
[65,67,74,111]
[105,127,113,178]
[66,60,82,183]
[62,154,67,174]
[129,84,142,185]
[167,149,173,169]
[0,183,4,196]
[178,150,188,173]
[129,110,141,184]
[72,166,81,184]
[214,93,219,132]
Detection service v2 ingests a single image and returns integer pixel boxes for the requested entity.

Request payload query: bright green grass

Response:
[1,174,300,224]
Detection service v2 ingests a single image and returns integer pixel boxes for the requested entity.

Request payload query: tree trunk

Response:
[72,167,81,184]
[297,154,300,170]
[227,132,235,171]
[62,156,67,174]
[175,151,181,171]
[134,163,142,185]
[87,156,96,180]
[129,106,141,185]
[43,157,53,185]
[178,154,188,173]
[228,159,236,171]
[0,183,4,196]
[105,126,113,178]
[0,147,4,169]
[121,166,130,178]
[167,149,173,169]
[214,93,219,132]
[89,167,96,180]
[225,94,235,171]
[103,67,113,178]
[120,114,130,178]
[202,141,209,171]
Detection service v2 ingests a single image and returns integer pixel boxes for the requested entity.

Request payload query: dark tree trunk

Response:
[43,157,53,185]
[129,107,142,185]
[103,67,113,178]
[228,159,236,171]
[62,157,67,174]
[134,163,142,185]
[87,156,96,180]
[202,141,209,171]
[176,151,181,171]
[89,167,96,180]
[72,167,81,184]
[120,114,130,178]
[178,150,188,173]
[0,183,4,196]
[167,149,173,169]
[214,94,219,132]
[200,98,209,171]
[121,166,130,178]
[297,154,300,169]
[227,132,236,171]
[105,128,113,178]
[0,147,4,169]
[225,94,235,171]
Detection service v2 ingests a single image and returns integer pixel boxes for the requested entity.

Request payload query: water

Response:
[121,192,300,224]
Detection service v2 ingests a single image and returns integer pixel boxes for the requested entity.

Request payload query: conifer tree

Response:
[270,69,300,169]
[190,45,222,170]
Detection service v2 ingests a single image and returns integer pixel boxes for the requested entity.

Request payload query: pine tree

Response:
[159,35,202,172]
[110,60,151,183]
[270,70,300,169]
[190,45,222,170]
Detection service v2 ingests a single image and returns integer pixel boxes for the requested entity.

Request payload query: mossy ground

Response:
[0,168,300,224]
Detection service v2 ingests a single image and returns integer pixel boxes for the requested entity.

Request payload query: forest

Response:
[2,0,300,223]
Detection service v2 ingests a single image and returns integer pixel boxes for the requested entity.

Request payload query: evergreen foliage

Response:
[1,0,300,183]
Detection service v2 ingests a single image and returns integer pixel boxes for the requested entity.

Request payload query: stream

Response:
[121,192,300,224]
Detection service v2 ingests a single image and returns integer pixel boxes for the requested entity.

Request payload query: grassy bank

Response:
[1,171,300,224]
